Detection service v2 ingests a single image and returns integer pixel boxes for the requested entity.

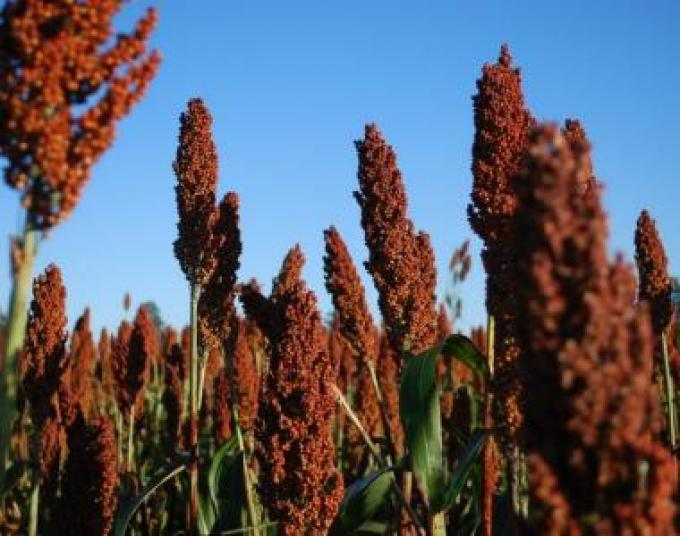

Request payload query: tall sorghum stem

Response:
[188,283,200,534]
[0,222,38,494]
[481,315,495,536]
[127,405,136,473]
[28,481,39,536]
[661,333,678,449]
[365,359,397,464]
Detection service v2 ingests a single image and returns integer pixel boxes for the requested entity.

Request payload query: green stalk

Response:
[0,223,38,494]
[127,404,136,472]
[366,357,397,464]
[197,350,208,412]
[28,481,39,536]
[661,332,677,449]
[188,284,200,535]
[481,315,495,536]
[115,407,123,466]
[428,513,446,536]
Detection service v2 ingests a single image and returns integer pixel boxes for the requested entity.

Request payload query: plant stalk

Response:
[481,315,496,536]
[428,513,446,536]
[0,223,38,494]
[188,283,200,535]
[661,332,678,449]
[366,357,398,464]
[127,404,136,472]
[28,481,39,536]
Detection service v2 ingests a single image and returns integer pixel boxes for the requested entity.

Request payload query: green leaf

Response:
[208,438,247,531]
[198,492,216,534]
[442,429,490,511]
[399,345,447,511]
[353,520,390,534]
[331,467,394,534]
[113,461,185,536]
[441,334,488,379]
[208,436,239,511]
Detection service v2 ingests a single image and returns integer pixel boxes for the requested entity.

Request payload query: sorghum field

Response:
[0,2,678,536]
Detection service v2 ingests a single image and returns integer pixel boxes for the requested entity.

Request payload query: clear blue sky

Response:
[1,1,678,335]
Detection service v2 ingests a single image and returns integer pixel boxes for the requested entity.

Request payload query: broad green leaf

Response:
[353,520,390,534]
[331,467,394,534]
[211,449,247,531]
[113,461,185,536]
[198,492,216,534]
[442,429,490,511]
[208,436,239,511]
[399,346,446,511]
[441,334,488,379]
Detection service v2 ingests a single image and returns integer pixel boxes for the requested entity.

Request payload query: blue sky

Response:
[1,1,679,335]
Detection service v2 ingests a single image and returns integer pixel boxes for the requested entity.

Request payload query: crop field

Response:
[0,2,678,535]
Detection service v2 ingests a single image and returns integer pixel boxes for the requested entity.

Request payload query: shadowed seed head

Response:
[515,124,675,533]
[58,411,119,535]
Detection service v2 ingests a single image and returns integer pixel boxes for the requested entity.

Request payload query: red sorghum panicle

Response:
[213,369,232,444]
[377,331,404,455]
[57,411,118,536]
[173,98,220,287]
[0,1,160,228]
[323,226,376,363]
[469,44,534,445]
[355,123,438,354]
[110,320,132,413]
[562,119,596,195]
[635,209,673,336]
[515,124,675,534]
[329,316,356,400]
[199,192,242,353]
[163,342,185,454]
[20,265,72,483]
[96,328,115,410]
[234,319,260,432]
[127,305,156,415]
[254,247,343,534]
[70,308,95,419]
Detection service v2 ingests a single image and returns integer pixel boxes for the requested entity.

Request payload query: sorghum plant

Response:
[173,97,220,531]
[635,209,679,447]
[244,246,344,535]
[0,2,159,486]
[19,265,73,534]
[515,124,676,534]
[469,43,534,445]
[469,45,535,532]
